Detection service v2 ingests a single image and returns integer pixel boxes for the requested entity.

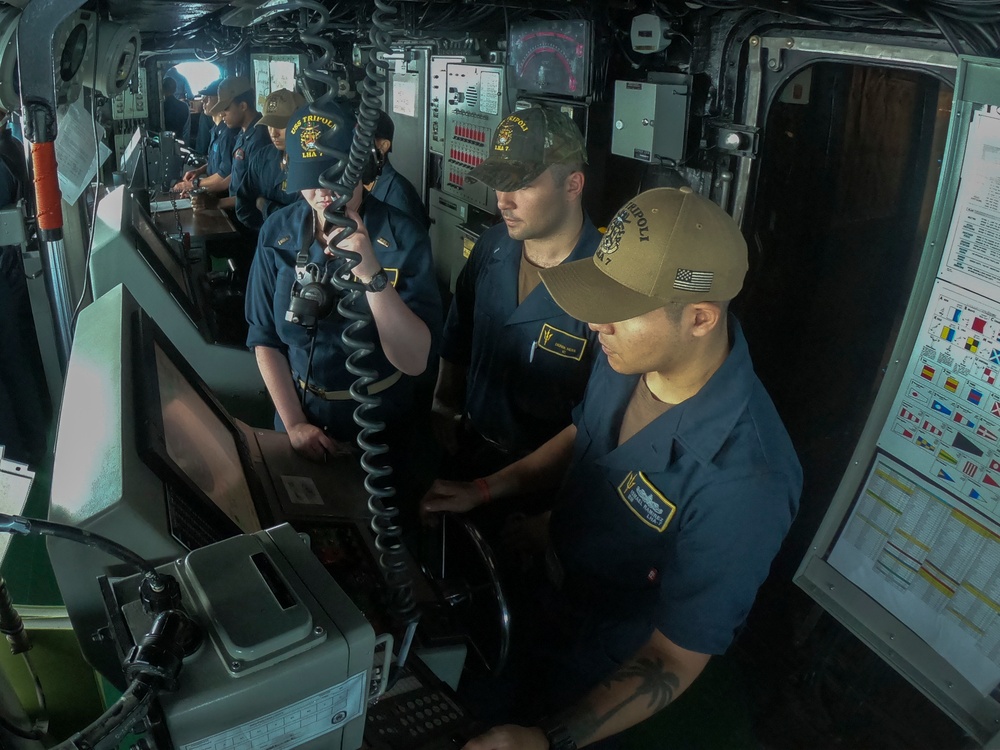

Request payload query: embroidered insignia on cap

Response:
[596,200,651,265]
[597,207,629,261]
[673,268,714,293]
[267,98,279,112]
[495,122,514,152]
[300,124,321,154]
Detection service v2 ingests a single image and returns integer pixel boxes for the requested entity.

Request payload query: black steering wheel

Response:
[422,513,511,677]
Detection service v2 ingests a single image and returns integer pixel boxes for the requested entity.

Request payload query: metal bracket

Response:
[0,204,26,247]
[706,119,759,159]
[763,37,796,73]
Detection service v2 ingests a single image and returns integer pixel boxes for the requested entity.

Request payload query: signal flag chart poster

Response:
[829,107,1000,696]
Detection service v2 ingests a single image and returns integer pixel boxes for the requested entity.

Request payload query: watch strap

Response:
[537,717,578,750]
[363,268,388,292]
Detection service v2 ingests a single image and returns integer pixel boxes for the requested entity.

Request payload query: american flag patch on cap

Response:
[673,269,713,292]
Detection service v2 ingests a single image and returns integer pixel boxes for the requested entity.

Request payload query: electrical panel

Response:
[429,55,465,155]
[383,47,431,204]
[442,62,508,212]
[428,188,469,294]
[112,68,148,165]
[111,67,147,121]
[611,75,690,163]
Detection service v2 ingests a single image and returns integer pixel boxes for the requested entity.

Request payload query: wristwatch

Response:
[537,718,577,750]
[362,268,389,293]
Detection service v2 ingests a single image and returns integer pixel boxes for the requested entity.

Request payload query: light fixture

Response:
[81,20,140,97]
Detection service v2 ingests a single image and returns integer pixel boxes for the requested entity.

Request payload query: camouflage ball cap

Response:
[539,187,748,324]
[469,106,587,192]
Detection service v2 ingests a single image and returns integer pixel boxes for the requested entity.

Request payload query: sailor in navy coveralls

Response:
[428,106,600,485]
[423,188,802,750]
[245,102,440,462]
[234,88,304,230]
[366,109,429,231]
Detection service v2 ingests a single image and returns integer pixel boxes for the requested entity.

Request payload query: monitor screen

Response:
[48,286,263,687]
[120,126,144,174]
[134,308,264,544]
[127,194,202,327]
[508,20,592,99]
[154,342,259,533]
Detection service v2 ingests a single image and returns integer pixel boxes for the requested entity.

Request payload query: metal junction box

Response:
[611,75,690,163]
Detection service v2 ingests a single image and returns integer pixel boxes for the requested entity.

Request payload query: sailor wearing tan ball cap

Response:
[423,187,802,750]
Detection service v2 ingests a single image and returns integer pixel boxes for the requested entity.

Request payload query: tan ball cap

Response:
[539,187,748,324]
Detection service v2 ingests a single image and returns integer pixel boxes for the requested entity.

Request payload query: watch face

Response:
[368,270,388,291]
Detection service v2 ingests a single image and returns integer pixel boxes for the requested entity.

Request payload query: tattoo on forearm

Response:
[560,656,680,744]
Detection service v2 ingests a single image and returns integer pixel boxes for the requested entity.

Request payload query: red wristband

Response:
[473,478,491,504]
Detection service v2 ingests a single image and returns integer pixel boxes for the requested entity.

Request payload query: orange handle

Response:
[31,141,63,232]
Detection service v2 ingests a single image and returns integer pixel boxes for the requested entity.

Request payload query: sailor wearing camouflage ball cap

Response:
[422,105,601,500]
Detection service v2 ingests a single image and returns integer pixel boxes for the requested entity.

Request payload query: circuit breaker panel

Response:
[112,68,148,160]
[429,55,465,156]
[111,67,148,122]
[442,63,508,212]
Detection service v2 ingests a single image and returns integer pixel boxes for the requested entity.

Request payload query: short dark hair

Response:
[549,161,584,187]
[162,77,177,96]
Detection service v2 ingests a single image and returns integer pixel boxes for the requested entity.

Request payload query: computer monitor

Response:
[120,126,146,187]
[49,285,373,686]
[133,306,264,544]
[47,286,263,684]
[507,19,593,99]
[88,187,266,422]
[126,191,201,326]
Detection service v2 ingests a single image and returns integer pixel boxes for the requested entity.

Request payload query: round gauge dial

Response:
[508,21,590,98]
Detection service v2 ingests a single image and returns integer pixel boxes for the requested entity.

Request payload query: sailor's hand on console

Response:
[462,725,547,750]
[172,179,194,194]
[183,168,200,182]
[420,479,488,523]
[287,422,348,462]
[327,207,380,281]
[191,191,219,212]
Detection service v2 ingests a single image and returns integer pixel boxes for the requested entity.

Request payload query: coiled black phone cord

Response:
[288,0,419,679]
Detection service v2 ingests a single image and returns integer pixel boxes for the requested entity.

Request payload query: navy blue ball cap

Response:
[285,101,357,192]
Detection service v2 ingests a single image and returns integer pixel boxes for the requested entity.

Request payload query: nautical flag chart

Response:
[830,106,1000,696]
[879,283,1000,520]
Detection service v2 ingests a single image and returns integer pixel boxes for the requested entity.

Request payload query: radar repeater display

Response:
[508,20,591,99]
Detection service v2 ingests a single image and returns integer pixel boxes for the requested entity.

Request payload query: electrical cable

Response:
[0,520,188,749]
[20,653,47,738]
[0,514,161,583]
[71,18,103,332]
[0,712,40,742]
[51,609,192,750]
